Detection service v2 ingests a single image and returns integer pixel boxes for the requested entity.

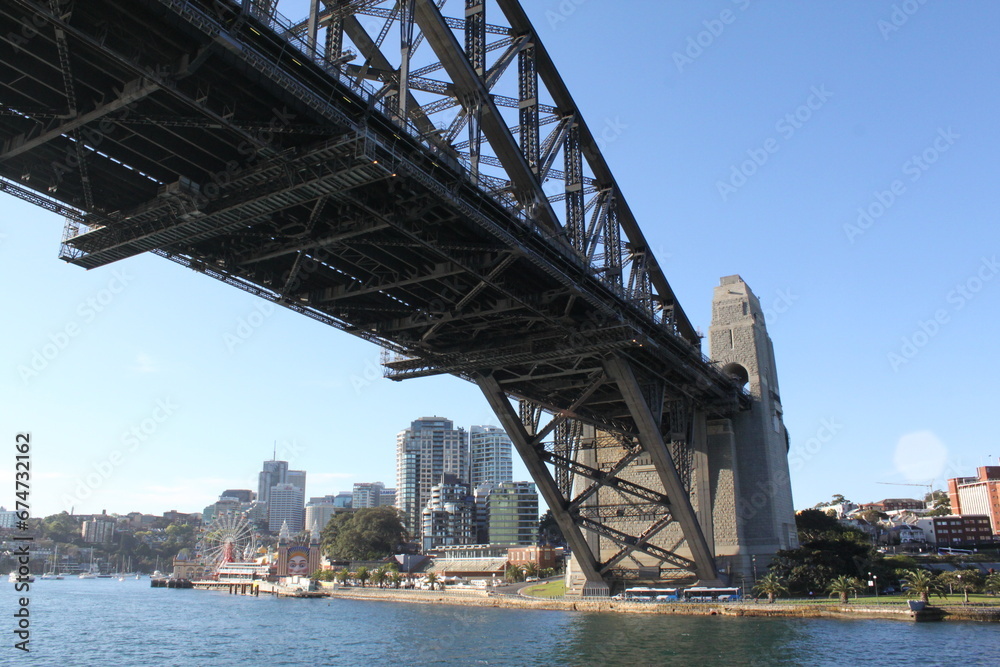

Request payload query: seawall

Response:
[319,586,999,622]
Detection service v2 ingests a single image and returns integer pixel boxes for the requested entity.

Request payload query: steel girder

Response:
[478,364,710,584]
[0,0,746,584]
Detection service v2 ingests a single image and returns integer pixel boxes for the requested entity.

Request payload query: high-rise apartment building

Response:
[396,416,469,538]
[268,482,305,533]
[353,481,386,509]
[485,481,538,546]
[469,425,513,488]
[421,476,475,551]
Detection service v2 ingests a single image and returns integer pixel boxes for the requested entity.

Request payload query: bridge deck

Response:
[0,0,744,437]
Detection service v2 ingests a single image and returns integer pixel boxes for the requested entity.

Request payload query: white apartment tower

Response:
[469,425,513,488]
[395,416,469,538]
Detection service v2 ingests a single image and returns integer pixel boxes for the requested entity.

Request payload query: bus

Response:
[681,586,742,602]
[618,586,680,602]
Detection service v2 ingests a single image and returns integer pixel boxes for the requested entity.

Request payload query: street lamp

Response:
[751,555,758,583]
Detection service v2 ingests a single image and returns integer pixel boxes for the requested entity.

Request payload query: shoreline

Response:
[320,586,1000,623]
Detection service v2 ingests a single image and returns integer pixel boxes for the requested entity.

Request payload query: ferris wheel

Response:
[199,513,258,573]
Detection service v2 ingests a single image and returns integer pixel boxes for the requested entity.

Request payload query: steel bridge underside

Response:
[0,0,746,585]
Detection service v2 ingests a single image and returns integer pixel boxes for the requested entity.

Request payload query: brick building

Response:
[948,466,1000,535]
[931,514,996,547]
[858,498,925,512]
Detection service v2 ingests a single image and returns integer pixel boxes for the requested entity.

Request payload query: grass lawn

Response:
[522,579,566,598]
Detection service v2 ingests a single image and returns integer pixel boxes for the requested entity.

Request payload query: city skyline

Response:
[3,1,999,521]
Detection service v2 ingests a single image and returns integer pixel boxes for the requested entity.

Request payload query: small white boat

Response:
[78,572,97,579]
[8,572,35,583]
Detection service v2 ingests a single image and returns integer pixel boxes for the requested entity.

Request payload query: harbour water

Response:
[3,578,995,666]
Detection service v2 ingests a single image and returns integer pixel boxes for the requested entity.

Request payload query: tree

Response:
[372,566,389,588]
[902,569,945,604]
[335,568,351,586]
[321,507,407,561]
[752,573,789,603]
[826,575,862,604]
[505,563,524,583]
[940,568,983,601]
[355,566,370,587]
[521,562,539,579]
[983,572,1000,595]
[537,510,565,546]
[795,509,848,542]
[814,494,850,509]
[855,509,888,525]
[388,572,403,589]
[424,572,441,590]
[40,513,81,544]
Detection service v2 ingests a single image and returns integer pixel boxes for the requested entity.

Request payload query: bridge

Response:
[0,0,795,593]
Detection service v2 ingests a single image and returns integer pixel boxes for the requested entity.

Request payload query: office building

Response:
[268,483,305,533]
[485,481,538,546]
[258,459,288,506]
[220,489,255,504]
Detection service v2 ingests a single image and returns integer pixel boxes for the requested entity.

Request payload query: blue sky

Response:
[2,0,998,519]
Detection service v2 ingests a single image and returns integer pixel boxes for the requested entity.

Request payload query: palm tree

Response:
[984,572,1000,595]
[505,563,523,583]
[902,569,945,604]
[355,566,370,588]
[335,568,350,586]
[424,572,441,590]
[752,573,789,603]
[826,575,861,604]
[521,562,539,579]
[372,566,388,588]
[388,572,403,589]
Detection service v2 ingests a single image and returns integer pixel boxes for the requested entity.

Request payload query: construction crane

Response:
[877,481,935,509]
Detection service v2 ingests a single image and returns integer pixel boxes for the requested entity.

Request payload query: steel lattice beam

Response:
[603,353,718,581]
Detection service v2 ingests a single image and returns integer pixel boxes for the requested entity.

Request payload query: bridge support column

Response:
[602,354,720,584]
[476,373,606,590]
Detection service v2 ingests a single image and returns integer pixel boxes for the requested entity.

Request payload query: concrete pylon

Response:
[706,275,798,585]
[559,275,797,594]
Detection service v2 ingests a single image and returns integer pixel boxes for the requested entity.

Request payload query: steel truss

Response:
[477,349,717,584]
[0,0,748,586]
